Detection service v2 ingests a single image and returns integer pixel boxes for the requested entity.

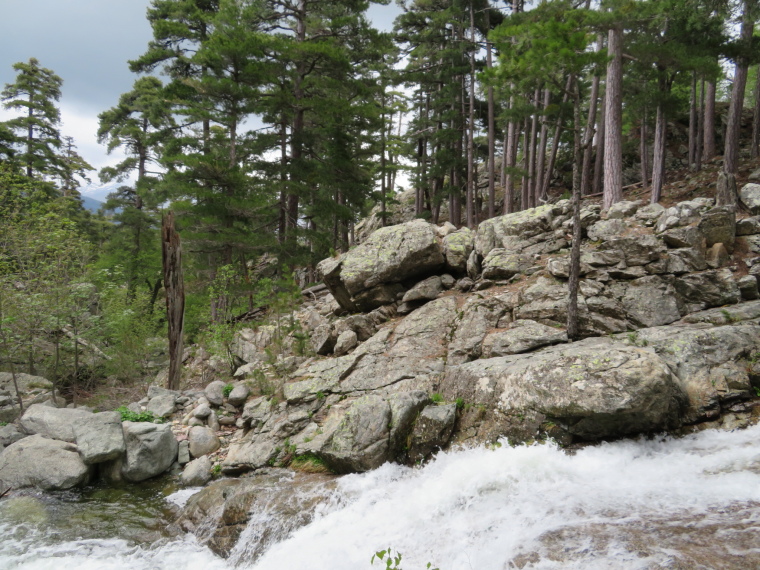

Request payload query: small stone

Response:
[177,440,190,465]
[737,275,759,300]
[333,330,358,356]
[192,403,212,419]
[204,380,226,407]
[227,383,250,407]
[188,426,221,458]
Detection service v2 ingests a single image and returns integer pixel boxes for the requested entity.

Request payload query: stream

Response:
[2,424,760,569]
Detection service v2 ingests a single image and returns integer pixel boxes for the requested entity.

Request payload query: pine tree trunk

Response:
[467,14,476,229]
[527,88,541,209]
[580,72,601,197]
[162,212,185,392]
[521,114,530,210]
[651,101,667,203]
[696,78,705,171]
[567,83,583,341]
[640,114,649,191]
[722,0,754,207]
[753,66,760,158]
[486,30,496,219]
[603,26,623,210]
[703,81,717,161]
[536,88,551,205]
[504,94,517,213]
[593,87,606,195]
[689,72,698,170]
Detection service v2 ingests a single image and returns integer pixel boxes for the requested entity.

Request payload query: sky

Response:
[0,0,402,199]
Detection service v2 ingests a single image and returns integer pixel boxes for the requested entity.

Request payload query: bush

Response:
[115,405,160,423]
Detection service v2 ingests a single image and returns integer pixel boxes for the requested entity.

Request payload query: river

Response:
[2,424,759,569]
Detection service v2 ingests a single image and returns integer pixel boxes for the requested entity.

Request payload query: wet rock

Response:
[387,390,431,453]
[189,426,221,458]
[408,403,457,463]
[73,411,125,464]
[0,434,91,491]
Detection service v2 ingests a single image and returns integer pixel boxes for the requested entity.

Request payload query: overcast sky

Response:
[0,0,401,195]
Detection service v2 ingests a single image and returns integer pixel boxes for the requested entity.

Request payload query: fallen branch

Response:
[0,488,11,500]
[60,327,111,361]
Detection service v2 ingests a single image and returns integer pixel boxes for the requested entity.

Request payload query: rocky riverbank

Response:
[3,191,760,556]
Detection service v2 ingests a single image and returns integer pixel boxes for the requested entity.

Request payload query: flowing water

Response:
[2,425,760,569]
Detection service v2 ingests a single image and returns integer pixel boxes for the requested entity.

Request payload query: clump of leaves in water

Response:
[116,406,160,423]
[222,383,234,398]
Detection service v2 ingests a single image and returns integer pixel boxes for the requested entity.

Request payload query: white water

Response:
[2,425,760,569]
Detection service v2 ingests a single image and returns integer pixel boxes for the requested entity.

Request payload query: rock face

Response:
[117,422,178,482]
[0,373,56,423]
[318,219,445,311]
[0,435,91,490]
[441,338,685,441]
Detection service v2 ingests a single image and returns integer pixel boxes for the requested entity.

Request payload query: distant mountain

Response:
[81,195,105,213]
[79,181,123,204]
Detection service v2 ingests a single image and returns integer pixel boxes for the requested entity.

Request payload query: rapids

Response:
[2,424,760,569]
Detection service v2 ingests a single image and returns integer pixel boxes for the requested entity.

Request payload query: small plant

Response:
[455,397,465,410]
[721,309,736,323]
[116,406,160,423]
[0,421,7,427]
[430,393,443,404]
[222,383,234,398]
[212,463,222,476]
[754,386,760,398]
[290,453,332,474]
[371,548,439,570]
[316,390,326,400]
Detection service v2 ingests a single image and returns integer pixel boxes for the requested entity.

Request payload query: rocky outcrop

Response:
[19,404,94,442]
[72,411,126,464]
[105,422,178,483]
[0,373,58,423]
[318,219,445,312]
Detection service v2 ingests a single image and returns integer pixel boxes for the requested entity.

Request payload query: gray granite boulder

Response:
[19,404,93,442]
[408,403,457,463]
[739,183,760,214]
[118,422,178,482]
[188,425,221,458]
[443,228,475,274]
[227,383,250,407]
[72,411,125,464]
[482,319,568,357]
[181,455,213,487]
[205,380,226,407]
[0,435,91,490]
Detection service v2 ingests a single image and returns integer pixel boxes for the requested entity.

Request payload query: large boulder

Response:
[443,228,475,274]
[0,434,91,490]
[475,204,556,257]
[407,403,457,463]
[317,394,391,473]
[318,219,445,312]
[739,183,760,214]
[630,322,760,423]
[72,411,125,464]
[440,338,685,441]
[481,319,568,357]
[115,422,178,482]
[698,206,735,252]
[19,404,93,442]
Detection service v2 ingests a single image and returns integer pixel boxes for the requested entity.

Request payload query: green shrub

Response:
[115,406,160,423]
[430,393,443,403]
[223,383,234,398]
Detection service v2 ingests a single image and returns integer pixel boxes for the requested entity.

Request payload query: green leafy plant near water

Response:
[222,383,234,398]
[371,548,440,570]
[115,406,160,423]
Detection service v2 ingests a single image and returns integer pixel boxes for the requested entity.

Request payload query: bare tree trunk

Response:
[753,66,760,158]
[567,82,583,341]
[162,212,185,391]
[521,114,531,210]
[696,78,705,171]
[486,28,496,219]
[467,12,476,229]
[592,86,606,195]
[640,113,649,191]
[703,81,717,161]
[535,88,551,205]
[527,88,541,209]
[651,99,667,203]
[542,76,574,201]
[603,25,623,209]
[581,66,601,196]
[689,71,698,170]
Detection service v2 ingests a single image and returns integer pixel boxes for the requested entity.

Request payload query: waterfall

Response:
[2,425,760,569]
